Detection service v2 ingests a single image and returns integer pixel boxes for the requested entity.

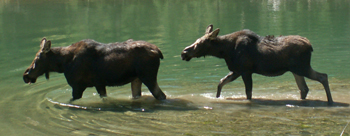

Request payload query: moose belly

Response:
[252,56,291,77]
[256,70,288,77]
[97,71,138,86]
[254,65,289,77]
[66,68,138,87]
[104,76,137,86]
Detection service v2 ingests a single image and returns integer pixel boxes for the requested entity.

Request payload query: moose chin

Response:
[23,38,166,101]
[181,24,333,104]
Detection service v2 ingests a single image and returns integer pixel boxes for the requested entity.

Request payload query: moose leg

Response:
[292,73,309,99]
[95,85,107,98]
[217,72,240,98]
[241,73,253,100]
[131,78,142,99]
[139,76,166,100]
[71,86,87,101]
[305,69,333,104]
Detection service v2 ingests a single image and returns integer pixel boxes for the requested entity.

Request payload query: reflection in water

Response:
[41,90,350,135]
[267,0,281,11]
[47,96,198,112]
[226,98,349,107]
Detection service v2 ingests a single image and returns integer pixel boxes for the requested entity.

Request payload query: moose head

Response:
[181,24,220,61]
[23,38,51,84]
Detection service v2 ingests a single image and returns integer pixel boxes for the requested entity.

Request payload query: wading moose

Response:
[181,24,333,104]
[23,38,166,101]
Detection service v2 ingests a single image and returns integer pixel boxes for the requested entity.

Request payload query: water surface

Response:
[1,0,350,135]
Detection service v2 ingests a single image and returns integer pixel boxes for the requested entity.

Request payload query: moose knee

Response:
[308,70,328,82]
[318,73,328,83]
[312,72,329,85]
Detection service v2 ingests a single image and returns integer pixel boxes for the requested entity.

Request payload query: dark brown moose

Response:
[23,38,166,101]
[181,24,333,104]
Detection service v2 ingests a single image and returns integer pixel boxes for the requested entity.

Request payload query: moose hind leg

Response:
[241,73,253,100]
[137,58,166,100]
[139,76,166,100]
[217,72,240,98]
[95,85,107,98]
[292,73,309,99]
[305,69,333,104]
[131,78,142,99]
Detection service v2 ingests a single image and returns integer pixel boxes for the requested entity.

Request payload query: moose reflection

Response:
[181,24,333,104]
[23,38,166,101]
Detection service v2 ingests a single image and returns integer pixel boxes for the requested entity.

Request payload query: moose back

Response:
[23,38,166,101]
[181,24,333,104]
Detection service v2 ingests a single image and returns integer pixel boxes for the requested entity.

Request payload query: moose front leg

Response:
[131,78,142,99]
[241,73,253,100]
[293,73,309,99]
[217,72,240,98]
[71,86,87,101]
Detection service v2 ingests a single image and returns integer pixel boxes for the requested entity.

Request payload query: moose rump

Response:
[23,38,166,101]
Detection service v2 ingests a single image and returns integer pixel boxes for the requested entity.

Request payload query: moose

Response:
[23,38,166,101]
[181,24,333,104]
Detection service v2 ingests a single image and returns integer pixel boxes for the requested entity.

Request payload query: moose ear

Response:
[205,24,213,34]
[209,28,220,40]
[40,38,47,48]
[41,40,51,53]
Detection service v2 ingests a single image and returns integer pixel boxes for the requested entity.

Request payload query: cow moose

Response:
[23,38,166,101]
[181,24,333,104]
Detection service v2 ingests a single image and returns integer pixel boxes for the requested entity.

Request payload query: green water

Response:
[1,0,350,135]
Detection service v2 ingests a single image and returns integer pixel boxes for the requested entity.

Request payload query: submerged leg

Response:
[292,73,309,99]
[95,85,107,98]
[71,86,87,101]
[137,58,165,100]
[131,78,142,99]
[139,76,166,100]
[305,68,333,104]
[217,72,240,98]
[241,73,253,100]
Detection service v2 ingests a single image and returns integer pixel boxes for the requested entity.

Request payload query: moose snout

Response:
[23,69,37,84]
[23,74,37,84]
[181,46,194,61]
[181,51,191,61]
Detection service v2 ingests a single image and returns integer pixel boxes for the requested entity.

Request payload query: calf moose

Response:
[23,38,166,101]
[181,24,333,104]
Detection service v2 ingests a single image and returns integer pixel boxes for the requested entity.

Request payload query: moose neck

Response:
[207,36,232,58]
[47,47,74,73]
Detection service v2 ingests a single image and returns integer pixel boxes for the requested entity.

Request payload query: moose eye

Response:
[32,54,42,69]
[33,59,39,69]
